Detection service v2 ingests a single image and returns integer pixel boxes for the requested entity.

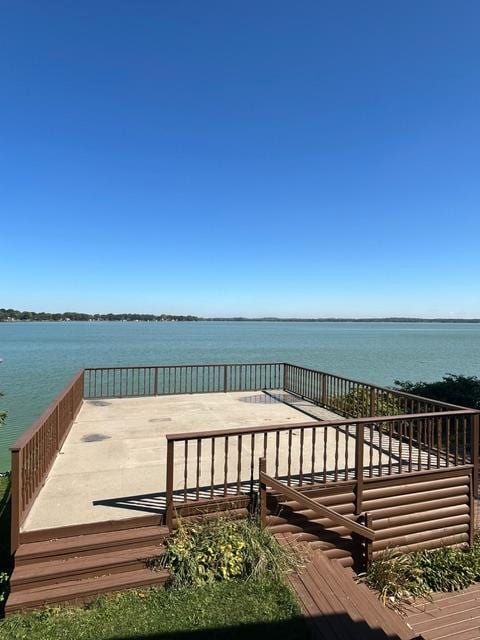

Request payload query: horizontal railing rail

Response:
[259,465,375,540]
[84,362,284,398]
[10,370,85,551]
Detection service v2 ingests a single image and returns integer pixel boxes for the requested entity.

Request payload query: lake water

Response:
[1,321,479,471]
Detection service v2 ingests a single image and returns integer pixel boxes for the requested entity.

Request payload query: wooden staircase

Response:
[278,533,419,640]
[6,523,170,613]
[264,484,362,568]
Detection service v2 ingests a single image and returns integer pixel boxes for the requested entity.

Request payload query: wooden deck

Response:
[278,533,417,639]
[405,584,480,640]
[8,362,480,615]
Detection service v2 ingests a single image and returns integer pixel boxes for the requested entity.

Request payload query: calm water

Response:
[1,321,479,470]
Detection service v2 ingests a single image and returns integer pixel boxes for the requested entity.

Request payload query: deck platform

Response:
[23,388,454,533]
[23,390,333,532]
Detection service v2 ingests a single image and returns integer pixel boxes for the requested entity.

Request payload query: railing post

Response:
[283,364,289,392]
[354,422,364,515]
[166,439,174,531]
[56,404,60,450]
[154,367,159,396]
[369,388,376,417]
[223,365,228,393]
[259,457,267,526]
[469,468,475,547]
[472,414,479,498]
[321,373,327,406]
[10,449,21,553]
[364,513,373,570]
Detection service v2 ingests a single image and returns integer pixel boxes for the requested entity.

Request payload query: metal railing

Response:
[284,363,464,418]
[10,361,479,549]
[10,370,84,550]
[84,363,284,398]
[164,409,480,527]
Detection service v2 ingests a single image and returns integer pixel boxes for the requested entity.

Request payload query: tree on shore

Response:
[395,374,480,409]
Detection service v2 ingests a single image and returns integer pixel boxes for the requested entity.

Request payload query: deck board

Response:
[405,582,480,640]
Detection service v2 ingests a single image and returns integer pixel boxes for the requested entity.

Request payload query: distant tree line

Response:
[0,309,199,322]
[2,308,480,323]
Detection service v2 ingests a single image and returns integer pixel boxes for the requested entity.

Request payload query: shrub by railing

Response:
[284,363,464,418]
[10,370,84,550]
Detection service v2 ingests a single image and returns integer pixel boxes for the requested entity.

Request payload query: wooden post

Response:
[56,404,60,450]
[472,414,479,499]
[469,469,475,548]
[223,365,228,393]
[370,388,376,417]
[10,449,21,554]
[259,457,267,526]
[364,513,373,570]
[165,439,174,531]
[354,423,364,515]
[154,367,159,396]
[321,373,327,406]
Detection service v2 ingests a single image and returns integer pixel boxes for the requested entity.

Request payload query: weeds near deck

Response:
[150,516,305,588]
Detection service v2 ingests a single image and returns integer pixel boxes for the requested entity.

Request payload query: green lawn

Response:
[0,577,308,640]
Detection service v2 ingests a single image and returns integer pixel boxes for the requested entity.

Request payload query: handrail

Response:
[84,361,285,371]
[285,363,467,411]
[165,409,479,442]
[259,470,375,541]
[10,369,85,450]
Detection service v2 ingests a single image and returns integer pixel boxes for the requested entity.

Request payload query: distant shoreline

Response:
[1,309,480,324]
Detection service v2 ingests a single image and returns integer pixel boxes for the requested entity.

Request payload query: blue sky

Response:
[2,1,479,317]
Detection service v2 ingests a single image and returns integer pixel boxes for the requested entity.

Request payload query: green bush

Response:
[362,539,480,609]
[414,546,476,592]
[359,548,429,608]
[156,517,305,588]
[335,387,400,418]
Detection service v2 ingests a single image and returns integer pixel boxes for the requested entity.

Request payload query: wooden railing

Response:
[259,460,375,568]
[10,370,84,551]
[84,363,284,398]
[284,363,465,418]
[165,409,480,527]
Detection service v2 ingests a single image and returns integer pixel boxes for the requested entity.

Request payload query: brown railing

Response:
[10,370,84,550]
[84,363,284,398]
[165,409,480,527]
[284,363,465,418]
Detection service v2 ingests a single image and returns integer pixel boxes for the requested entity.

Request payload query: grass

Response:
[0,577,307,640]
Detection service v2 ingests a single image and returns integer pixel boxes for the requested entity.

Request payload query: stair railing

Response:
[259,457,375,569]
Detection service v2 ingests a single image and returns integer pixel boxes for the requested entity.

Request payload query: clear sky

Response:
[2,1,479,318]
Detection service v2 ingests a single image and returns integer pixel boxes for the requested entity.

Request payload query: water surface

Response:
[1,321,479,470]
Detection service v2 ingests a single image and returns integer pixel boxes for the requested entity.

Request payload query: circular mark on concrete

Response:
[149,417,172,423]
[90,400,111,407]
[82,433,111,442]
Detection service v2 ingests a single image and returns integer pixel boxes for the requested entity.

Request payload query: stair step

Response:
[15,526,169,565]
[5,567,170,613]
[11,544,166,590]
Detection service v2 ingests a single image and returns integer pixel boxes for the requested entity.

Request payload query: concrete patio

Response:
[22,391,327,531]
